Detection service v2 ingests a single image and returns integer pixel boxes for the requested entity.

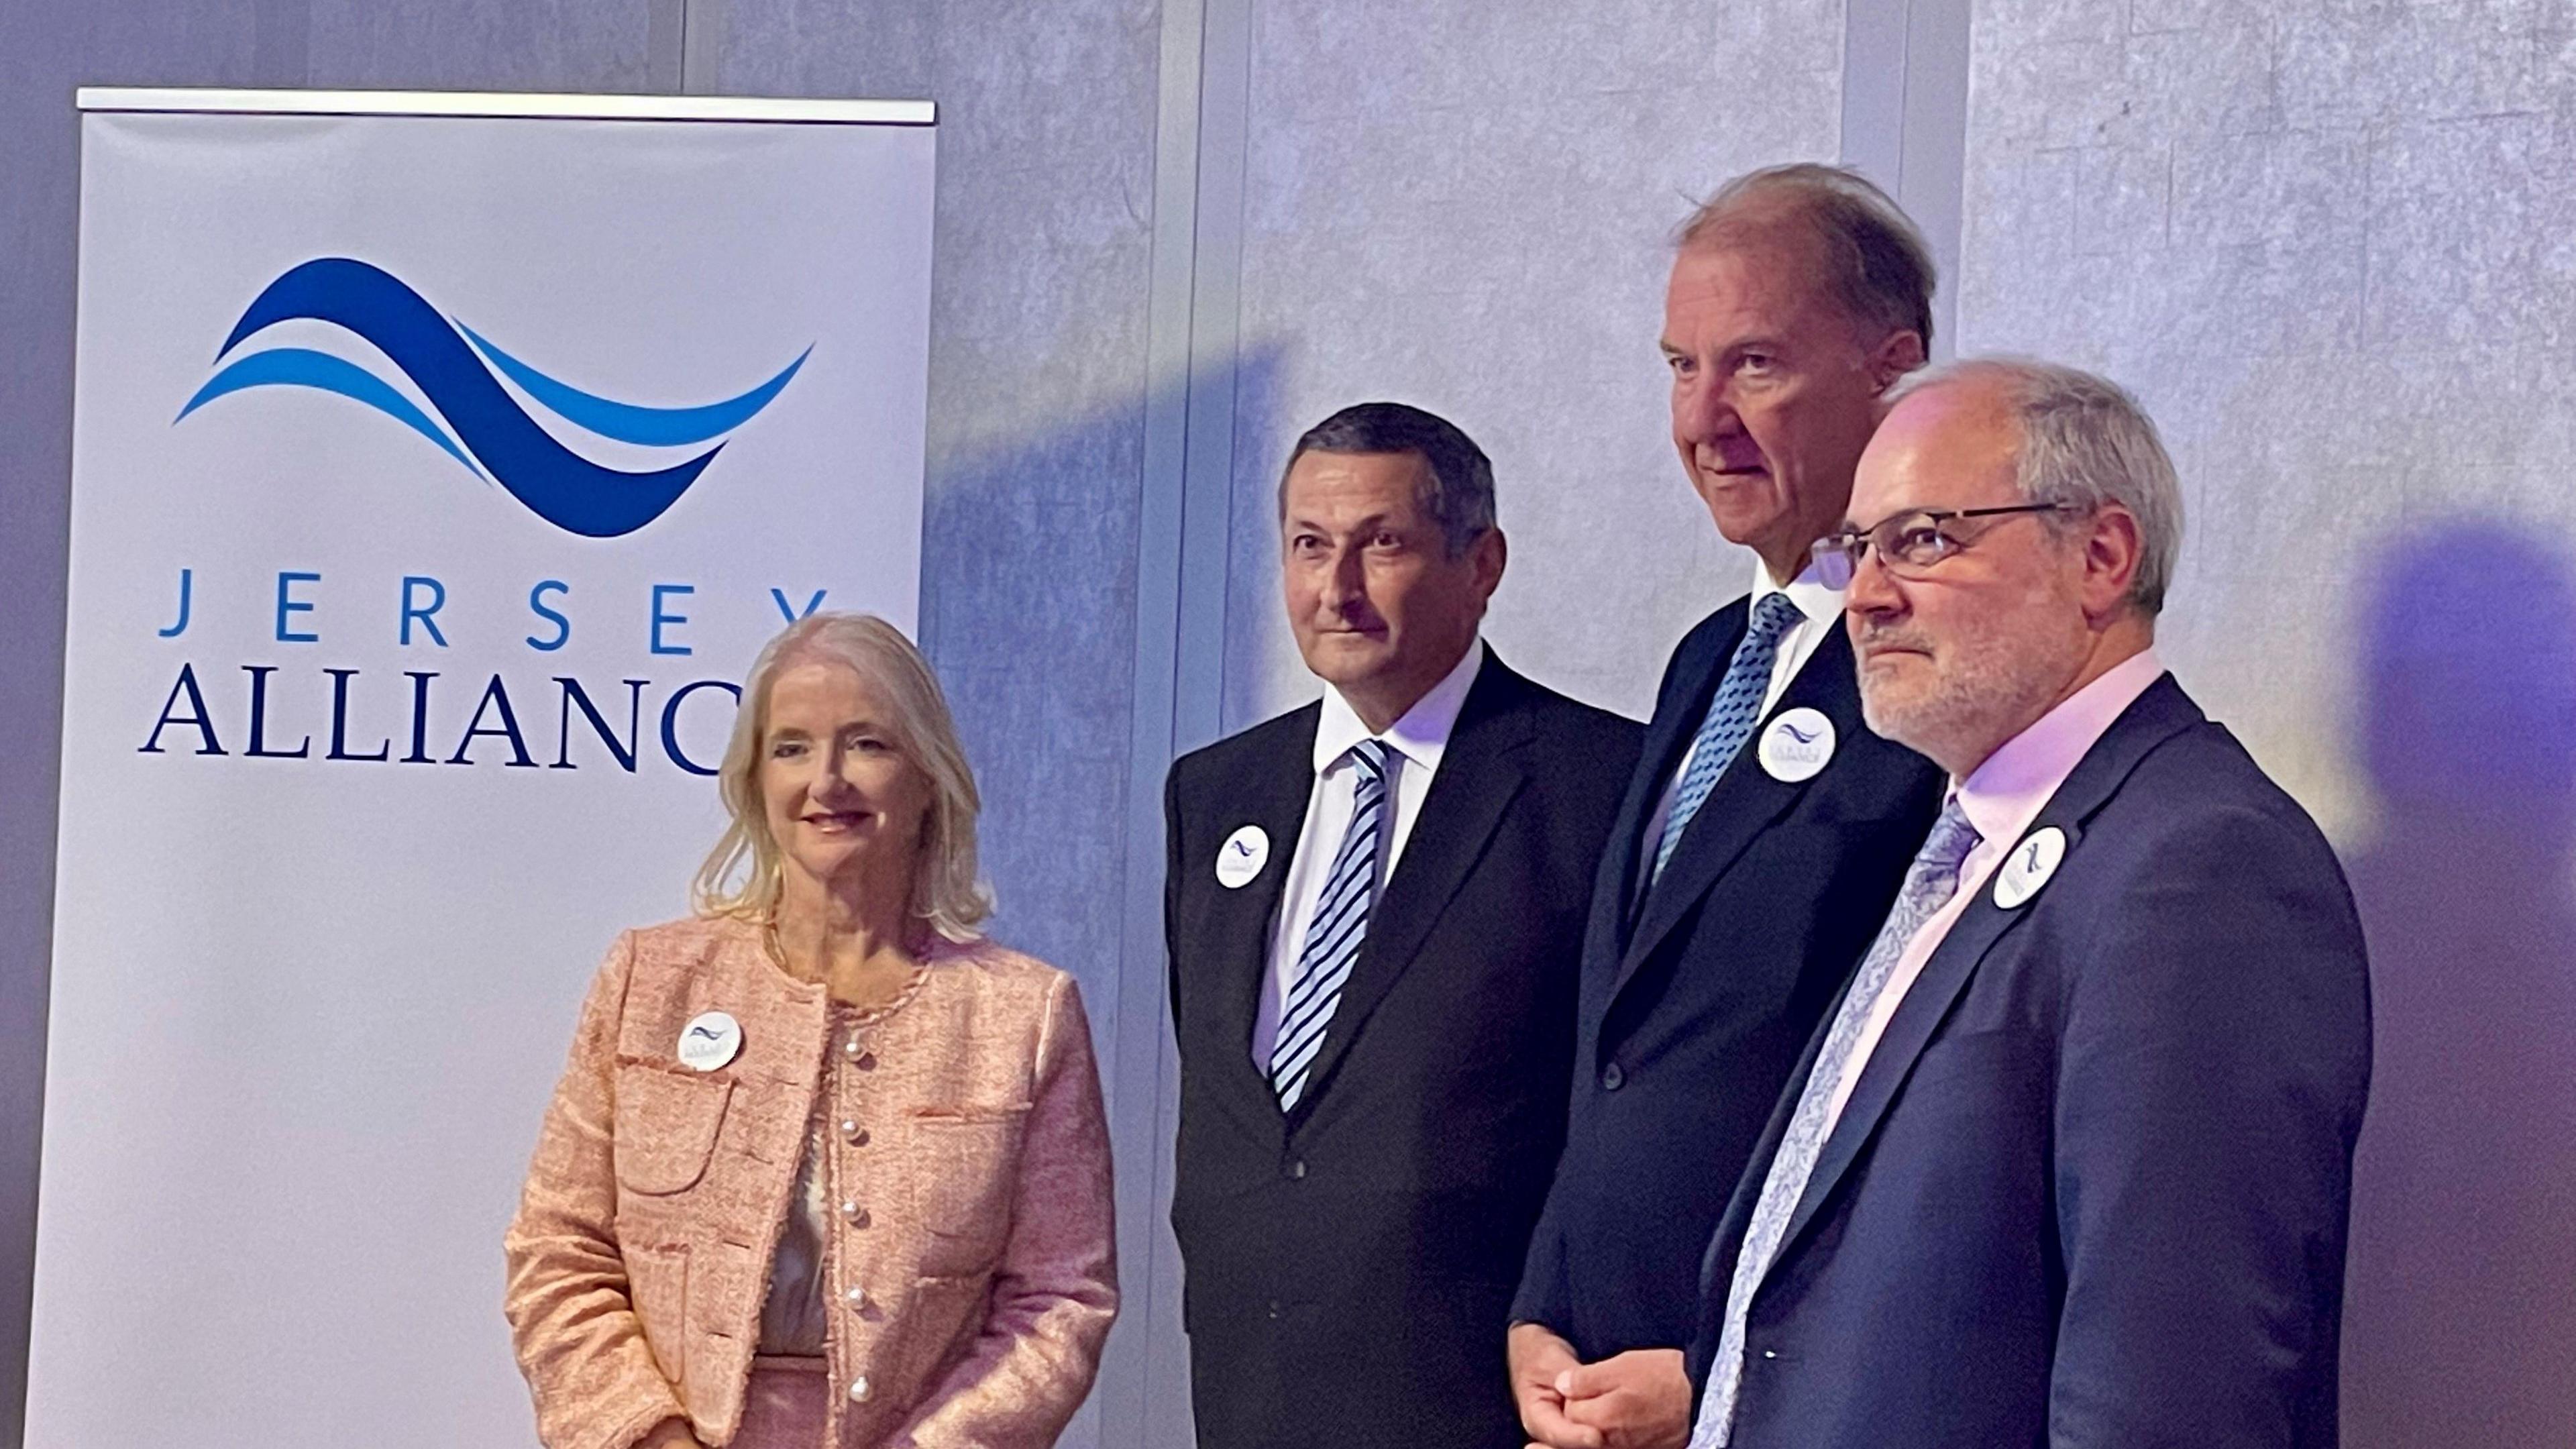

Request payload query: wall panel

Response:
[1957,2,2576,1440]
[1222,0,1850,728]
[707,6,1168,1442]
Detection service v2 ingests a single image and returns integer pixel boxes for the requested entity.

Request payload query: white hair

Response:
[1894,356,2184,614]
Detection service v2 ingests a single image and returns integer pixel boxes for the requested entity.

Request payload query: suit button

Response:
[845,1285,868,1312]
[1283,1159,1307,1180]
[1601,1062,1625,1091]
[1265,1299,1283,1319]
[848,1375,871,1402]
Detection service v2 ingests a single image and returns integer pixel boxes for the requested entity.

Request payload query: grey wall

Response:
[1217,0,1852,726]
[3,1,2571,1445]
[1956,1,2576,1440]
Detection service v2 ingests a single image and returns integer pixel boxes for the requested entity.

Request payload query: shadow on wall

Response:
[2340,521,2576,1448]
[909,342,1287,1448]
[915,341,1288,969]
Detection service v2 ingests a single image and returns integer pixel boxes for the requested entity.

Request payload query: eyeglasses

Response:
[1810,502,2080,589]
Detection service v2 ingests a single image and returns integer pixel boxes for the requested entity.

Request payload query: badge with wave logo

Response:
[175,258,809,539]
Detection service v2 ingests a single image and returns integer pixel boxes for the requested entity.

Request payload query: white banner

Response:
[33,93,935,1447]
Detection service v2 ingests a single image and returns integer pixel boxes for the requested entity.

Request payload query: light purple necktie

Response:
[1691,796,1983,1448]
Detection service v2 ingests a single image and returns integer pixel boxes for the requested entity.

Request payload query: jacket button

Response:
[842,1037,863,1060]
[848,1375,871,1402]
[840,1118,867,1144]
[841,1199,868,1227]
[1601,1062,1625,1091]
[1283,1159,1307,1181]
[845,1285,867,1312]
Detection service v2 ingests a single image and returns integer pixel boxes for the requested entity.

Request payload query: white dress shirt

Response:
[1250,637,1486,1065]
[1635,563,1845,871]
[1816,647,2169,1135]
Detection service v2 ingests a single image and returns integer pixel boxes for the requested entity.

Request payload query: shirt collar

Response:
[1951,646,2169,850]
[1315,636,1486,776]
[1750,557,1845,633]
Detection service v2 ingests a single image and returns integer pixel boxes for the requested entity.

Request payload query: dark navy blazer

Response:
[1513,598,1944,1356]
[1167,652,1640,1449]
[1688,675,2373,1448]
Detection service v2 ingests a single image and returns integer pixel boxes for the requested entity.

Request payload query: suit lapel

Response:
[1615,624,1869,1002]
[1203,708,1321,1113]
[1287,656,1535,1120]
[1597,608,1740,942]
[1772,676,2205,1262]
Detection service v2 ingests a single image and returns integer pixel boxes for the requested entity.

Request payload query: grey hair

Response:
[1896,356,2185,614]
[1278,400,1497,557]
[692,612,993,941]
[1675,162,1937,354]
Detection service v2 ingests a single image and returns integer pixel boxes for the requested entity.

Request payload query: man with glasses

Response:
[1509,166,1945,1449]
[1683,358,2371,1448]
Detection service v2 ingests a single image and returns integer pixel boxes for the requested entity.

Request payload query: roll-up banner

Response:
[33,89,935,1446]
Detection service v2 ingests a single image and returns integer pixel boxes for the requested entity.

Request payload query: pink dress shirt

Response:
[1821,647,2169,1133]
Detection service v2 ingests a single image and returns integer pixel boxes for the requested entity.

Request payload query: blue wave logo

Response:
[176,258,808,538]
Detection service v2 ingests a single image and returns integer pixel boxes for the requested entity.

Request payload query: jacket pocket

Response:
[625,1240,689,1387]
[906,1106,1029,1275]
[614,1065,734,1195]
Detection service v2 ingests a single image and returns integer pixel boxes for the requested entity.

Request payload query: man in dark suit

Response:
[1165,402,1641,1449]
[1511,165,1945,1449]
[1682,358,2371,1448]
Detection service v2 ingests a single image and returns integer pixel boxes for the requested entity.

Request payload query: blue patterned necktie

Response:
[1270,739,1393,1111]
[1652,590,1807,883]
[1690,797,1984,1448]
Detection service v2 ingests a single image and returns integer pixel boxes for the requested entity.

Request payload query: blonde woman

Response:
[505,613,1116,1449]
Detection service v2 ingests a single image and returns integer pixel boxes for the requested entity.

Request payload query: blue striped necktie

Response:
[1690,796,1984,1448]
[1270,738,1393,1111]
[1652,590,1807,883]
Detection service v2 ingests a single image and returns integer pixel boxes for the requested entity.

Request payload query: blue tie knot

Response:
[1348,737,1393,786]
[1647,588,1813,884]
[1748,588,1805,647]
[1915,798,1983,883]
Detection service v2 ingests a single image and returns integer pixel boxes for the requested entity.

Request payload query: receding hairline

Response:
[1888,360,2075,454]
[1275,445,1457,540]
[1673,166,1935,349]
[1279,442,1436,494]
[1886,364,2024,429]
[1854,374,2022,515]
[1670,211,1842,302]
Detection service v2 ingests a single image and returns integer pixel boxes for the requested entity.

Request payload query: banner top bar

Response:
[75,87,935,125]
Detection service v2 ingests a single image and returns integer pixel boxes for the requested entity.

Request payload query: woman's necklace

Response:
[760,917,801,978]
[765,916,922,1011]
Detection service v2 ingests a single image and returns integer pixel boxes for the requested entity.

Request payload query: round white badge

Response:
[677,1010,743,1072]
[1757,708,1838,784]
[1992,826,2068,910]
[1215,824,1270,889]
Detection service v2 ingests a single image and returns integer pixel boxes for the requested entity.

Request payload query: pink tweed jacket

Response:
[503,917,1117,1449]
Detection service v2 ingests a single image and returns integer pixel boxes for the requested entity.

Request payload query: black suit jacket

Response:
[1165,652,1640,1449]
[1513,599,1944,1356]
[1687,676,2372,1448]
